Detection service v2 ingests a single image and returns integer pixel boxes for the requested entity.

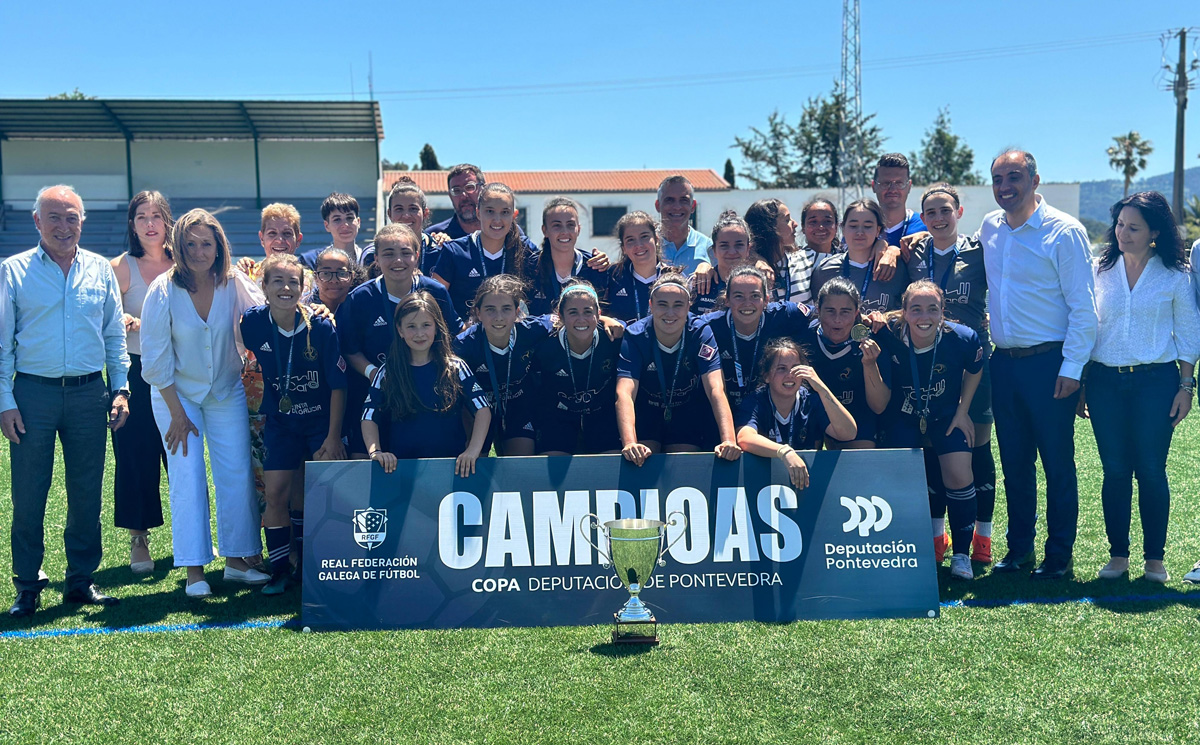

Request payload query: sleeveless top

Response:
[122,254,151,355]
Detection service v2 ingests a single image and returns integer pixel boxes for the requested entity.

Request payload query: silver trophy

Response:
[581,511,687,645]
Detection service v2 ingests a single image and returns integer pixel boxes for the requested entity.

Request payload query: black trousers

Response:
[111,354,166,531]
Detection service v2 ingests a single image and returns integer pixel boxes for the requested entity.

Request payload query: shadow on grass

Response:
[588,641,660,657]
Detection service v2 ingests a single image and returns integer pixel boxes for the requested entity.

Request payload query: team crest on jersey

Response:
[615,288,628,297]
[699,344,717,362]
[337,356,347,372]
[468,268,481,278]
[975,347,984,362]
[840,367,851,380]
[556,369,570,377]
[934,364,947,374]
[602,359,612,372]
[352,509,387,550]
[373,317,387,327]
[259,342,272,352]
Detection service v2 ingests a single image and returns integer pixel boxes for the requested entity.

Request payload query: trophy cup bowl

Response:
[581,511,687,645]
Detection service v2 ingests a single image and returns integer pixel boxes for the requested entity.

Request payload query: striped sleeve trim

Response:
[454,358,490,411]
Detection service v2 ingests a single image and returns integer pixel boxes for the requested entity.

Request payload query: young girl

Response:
[877,279,984,581]
[433,182,537,322]
[810,199,908,312]
[800,197,840,258]
[605,211,672,324]
[616,272,742,465]
[699,265,813,413]
[691,211,753,315]
[337,224,461,457]
[362,292,491,477]
[745,198,816,305]
[373,176,443,275]
[524,197,610,316]
[810,277,892,449]
[905,183,995,563]
[735,338,857,489]
[239,254,347,594]
[307,246,366,313]
[530,280,624,455]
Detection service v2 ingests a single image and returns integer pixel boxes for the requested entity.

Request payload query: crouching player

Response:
[240,254,347,594]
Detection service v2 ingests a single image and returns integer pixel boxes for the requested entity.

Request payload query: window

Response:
[592,206,628,237]
[515,206,528,234]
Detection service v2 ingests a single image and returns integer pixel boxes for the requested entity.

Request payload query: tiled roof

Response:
[382,169,730,194]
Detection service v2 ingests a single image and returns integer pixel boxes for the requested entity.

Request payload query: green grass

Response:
[2,419,1200,744]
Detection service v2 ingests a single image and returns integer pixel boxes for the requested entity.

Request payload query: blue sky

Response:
[2,1,1196,184]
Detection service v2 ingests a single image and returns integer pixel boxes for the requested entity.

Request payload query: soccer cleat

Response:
[949,553,974,580]
[261,572,291,596]
[933,534,950,563]
[1184,560,1200,585]
[970,534,993,564]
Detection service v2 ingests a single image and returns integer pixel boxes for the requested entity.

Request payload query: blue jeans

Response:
[991,347,1080,561]
[1086,363,1179,562]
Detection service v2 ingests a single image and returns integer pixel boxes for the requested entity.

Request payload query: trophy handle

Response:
[658,510,689,566]
[579,513,612,567]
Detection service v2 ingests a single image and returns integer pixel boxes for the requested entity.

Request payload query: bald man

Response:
[0,185,131,617]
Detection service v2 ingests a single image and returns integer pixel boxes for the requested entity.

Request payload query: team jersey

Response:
[735,385,830,451]
[454,315,556,437]
[362,358,489,459]
[809,253,908,313]
[905,234,989,347]
[808,329,892,435]
[360,233,438,276]
[700,302,815,412]
[239,306,347,423]
[522,249,611,316]
[689,272,727,315]
[432,232,538,321]
[617,315,722,412]
[884,210,927,247]
[604,263,666,324]
[530,329,622,445]
[773,249,819,305]
[877,320,983,424]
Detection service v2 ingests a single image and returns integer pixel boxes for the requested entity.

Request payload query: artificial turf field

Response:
[1,418,1199,745]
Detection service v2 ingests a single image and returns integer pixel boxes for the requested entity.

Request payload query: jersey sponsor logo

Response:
[468,268,481,278]
[841,496,892,537]
[699,343,718,362]
[259,342,272,352]
[556,369,570,377]
[615,288,628,297]
[373,316,388,327]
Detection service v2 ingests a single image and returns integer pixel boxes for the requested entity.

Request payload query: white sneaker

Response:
[949,553,973,580]
[185,580,212,598]
[223,566,271,585]
[1184,560,1200,585]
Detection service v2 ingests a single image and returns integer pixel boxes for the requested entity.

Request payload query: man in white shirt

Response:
[982,150,1097,580]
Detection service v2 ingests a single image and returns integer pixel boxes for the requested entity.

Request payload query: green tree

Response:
[47,88,94,100]
[382,158,409,171]
[909,107,982,185]
[1106,131,1153,197]
[723,159,737,189]
[418,144,441,171]
[732,83,883,189]
[1184,194,1200,248]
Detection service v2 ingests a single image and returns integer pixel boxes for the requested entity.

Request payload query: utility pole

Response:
[1163,28,1199,221]
[839,0,865,207]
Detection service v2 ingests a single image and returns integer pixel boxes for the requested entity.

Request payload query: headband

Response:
[560,283,599,302]
[649,275,690,297]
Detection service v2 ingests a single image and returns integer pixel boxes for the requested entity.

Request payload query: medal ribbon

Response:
[273,311,298,414]
[906,328,942,424]
[651,329,686,422]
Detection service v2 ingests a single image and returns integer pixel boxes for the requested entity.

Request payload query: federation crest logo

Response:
[353,508,388,550]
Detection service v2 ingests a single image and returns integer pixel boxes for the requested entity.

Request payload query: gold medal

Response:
[919,416,927,435]
[851,324,871,342]
[303,346,317,362]
[279,396,293,414]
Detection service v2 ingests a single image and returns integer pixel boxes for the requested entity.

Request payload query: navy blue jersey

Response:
[531,329,622,433]
[690,273,727,315]
[808,330,892,432]
[523,249,611,316]
[877,321,983,423]
[735,385,830,451]
[362,358,489,459]
[809,253,908,313]
[604,264,666,324]
[239,306,347,425]
[617,316,722,411]
[700,302,816,412]
[884,210,927,248]
[454,315,555,434]
[432,232,538,321]
[905,235,989,347]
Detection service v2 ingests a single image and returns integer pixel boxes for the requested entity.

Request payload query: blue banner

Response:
[302,450,939,630]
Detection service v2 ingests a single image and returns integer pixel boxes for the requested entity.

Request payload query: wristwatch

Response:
[1181,376,1195,396]
[113,388,131,399]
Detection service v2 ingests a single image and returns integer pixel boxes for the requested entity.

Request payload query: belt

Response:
[15,371,103,387]
[1095,362,1176,374]
[993,341,1062,359]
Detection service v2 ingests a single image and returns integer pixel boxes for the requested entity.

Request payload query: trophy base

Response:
[613,613,659,645]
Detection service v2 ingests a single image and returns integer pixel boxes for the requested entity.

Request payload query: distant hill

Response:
[1080,165,1200,222]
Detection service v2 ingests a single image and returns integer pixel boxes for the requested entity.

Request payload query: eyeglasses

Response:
[875,180,910,190]
[449,183,481,198]
[315,269,352,281]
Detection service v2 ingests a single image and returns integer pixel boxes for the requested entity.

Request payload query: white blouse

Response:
[140,270,264,403]
[1091,254,1200,367]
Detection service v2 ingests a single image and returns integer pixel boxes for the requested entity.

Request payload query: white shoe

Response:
[1097,558,1130,580]
[949,553,973,580]
[1143,562,1169,584]
[185,580,212,598]
[223,566,271,585]
[1184,560,1200,585]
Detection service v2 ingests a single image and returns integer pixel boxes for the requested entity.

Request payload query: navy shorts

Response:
[884,415,971,455]
[264,417,330,471]
[634,396,718,450]
[536,413,620,454]
[968,353,993,425]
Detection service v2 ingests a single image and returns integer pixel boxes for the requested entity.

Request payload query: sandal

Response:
[130,533,154,575]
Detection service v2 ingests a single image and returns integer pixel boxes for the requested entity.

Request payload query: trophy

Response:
[581,512,687,645]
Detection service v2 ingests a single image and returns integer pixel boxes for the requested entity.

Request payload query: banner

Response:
[302,450,939,631]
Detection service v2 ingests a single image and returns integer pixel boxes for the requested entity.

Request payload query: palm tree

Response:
[1106,131,1153,197]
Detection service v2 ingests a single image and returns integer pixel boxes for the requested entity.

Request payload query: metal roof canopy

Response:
[0,99,384,141]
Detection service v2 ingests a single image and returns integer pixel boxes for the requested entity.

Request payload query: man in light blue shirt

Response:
[0,185,131,616]
[656,175,715,275]
[981,151,1097,581]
